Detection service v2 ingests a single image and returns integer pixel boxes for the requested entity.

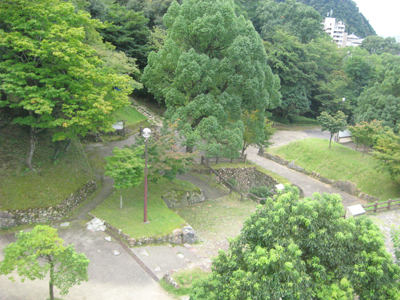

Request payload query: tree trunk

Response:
[120,189,123,209]
[329,133,333,149]
[186,145,194,153]
[258,145,264,156]
[27,126,37,172]
[49,256,54,300]
[363,144,366,157]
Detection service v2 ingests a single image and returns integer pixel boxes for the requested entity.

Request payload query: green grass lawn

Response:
[112,105,147,127]
[268,138,400,201]
[0,129,94,211]
[91,178,199,239]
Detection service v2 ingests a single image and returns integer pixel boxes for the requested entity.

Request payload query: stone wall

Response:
[213,167,278,192]
[0,180,97,228]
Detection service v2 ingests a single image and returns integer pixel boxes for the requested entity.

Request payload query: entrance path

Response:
[246,145,367,208]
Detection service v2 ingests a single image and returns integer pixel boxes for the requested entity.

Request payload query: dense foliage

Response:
[190,187,400,299]
[0,0,137,170]
[277,0,376,38]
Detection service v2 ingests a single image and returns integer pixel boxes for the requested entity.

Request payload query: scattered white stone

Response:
[60,222,69,227]
[113,250,120,256]
[177,254,184,259]
[275,183,285,190]
[183,243,192,249]
[138,249,150,257]
[154,266,161,272]
[86,218,106,232]
[104,236,112,242]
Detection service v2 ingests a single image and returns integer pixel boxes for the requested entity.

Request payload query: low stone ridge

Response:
[287,161,305,173]
[262,153,289,165]
[333,180,359,196]
[0,179,97,229]
[162,189,205,209]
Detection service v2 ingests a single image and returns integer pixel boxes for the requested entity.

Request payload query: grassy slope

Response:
[0,125,94,211]
[92,178,198,239]
[268,138,400,200]
[112,105,147,128]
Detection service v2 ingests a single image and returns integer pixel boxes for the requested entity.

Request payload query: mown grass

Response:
[92,178,198,239]
[268,138,400,201]
[112,105,147,127]
[160,267,209,298]
[0,126,94,211]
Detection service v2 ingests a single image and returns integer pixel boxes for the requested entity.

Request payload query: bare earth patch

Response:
[176,193,257,259]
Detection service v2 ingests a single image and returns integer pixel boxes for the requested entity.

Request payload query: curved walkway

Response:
[246,145,367,208]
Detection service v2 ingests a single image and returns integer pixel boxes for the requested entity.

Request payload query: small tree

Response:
[132,124,196,182]
[105,146,145,208]
[317,110,347,148]
[0,225,89,300]
[349,120,383,156]
[241,110,275,155]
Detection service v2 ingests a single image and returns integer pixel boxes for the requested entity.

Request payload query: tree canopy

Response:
[190,187,400,299]
[255,0,323,44]
[278,0,376,38]
[142,0,280,157]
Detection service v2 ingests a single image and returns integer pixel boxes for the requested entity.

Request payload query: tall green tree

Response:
[255,0,322,44]
[263,30,315,119]
[190,187,400,299]
[142,0,280,158]
[356,53,400,130]
[105,146,145,208]
[373,127,400,180]
[317,110,347,148]
[0,0,136,171]
[361,36,400,56]
[0,225,89,300]
[97,2,151,69]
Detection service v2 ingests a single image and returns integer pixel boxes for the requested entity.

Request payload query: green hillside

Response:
[276,0,376,38]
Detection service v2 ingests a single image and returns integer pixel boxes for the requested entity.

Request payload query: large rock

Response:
[287,161,305,173]
[333,180,358,195]
[169,228,183,244]
[182,225,198,244]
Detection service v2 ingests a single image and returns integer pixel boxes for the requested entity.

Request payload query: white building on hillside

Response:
[323,17,363,48]
[323,17,346,47]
